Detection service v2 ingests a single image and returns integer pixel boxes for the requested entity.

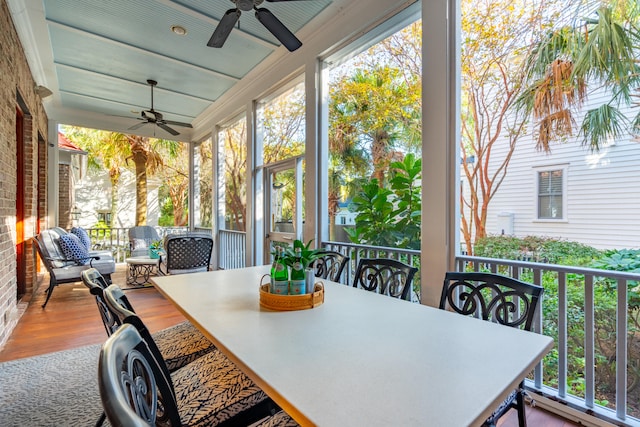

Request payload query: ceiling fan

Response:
[128,79,193,136]
[207,0,309,52]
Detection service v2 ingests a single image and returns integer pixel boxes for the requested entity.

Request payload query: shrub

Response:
[474,235,602,266]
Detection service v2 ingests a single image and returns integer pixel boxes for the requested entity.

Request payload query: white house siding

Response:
[481,87,640,251]
[74,168,160,229]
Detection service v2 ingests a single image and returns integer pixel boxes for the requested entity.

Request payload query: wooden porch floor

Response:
[0,264,579,427]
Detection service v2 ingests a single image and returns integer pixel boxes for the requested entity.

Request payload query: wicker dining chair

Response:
[352,258,418,301]
[159,233,213,275]
[312,250,349,284]
[439,271,544,427]
[99,324,299,427]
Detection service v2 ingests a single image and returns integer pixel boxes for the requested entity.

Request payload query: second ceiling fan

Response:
[129,80,192,136]
[208,0,308,52]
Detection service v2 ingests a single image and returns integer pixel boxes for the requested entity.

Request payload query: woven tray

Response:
[259,281,324,311]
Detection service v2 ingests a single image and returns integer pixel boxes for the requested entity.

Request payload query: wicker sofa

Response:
[33,227,116,308]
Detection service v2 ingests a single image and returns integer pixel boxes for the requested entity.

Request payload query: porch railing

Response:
[218,229,246,270]
[84,226,189,263]
[320,241,421,302]
[456,255,640,426]
[318,243,639,425]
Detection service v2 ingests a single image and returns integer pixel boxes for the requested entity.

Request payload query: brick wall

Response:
[0,0,49,347]
[59,164,72,230]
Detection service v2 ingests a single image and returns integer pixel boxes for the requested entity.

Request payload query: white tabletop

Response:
[152,265,553,427]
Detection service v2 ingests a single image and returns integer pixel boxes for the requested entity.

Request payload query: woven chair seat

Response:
[171,349,270,426]
[153,320,216,372]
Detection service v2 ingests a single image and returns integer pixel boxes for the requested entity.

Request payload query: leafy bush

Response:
[474,235,602,265]
[346,154,421,249]
[475,237,639,416]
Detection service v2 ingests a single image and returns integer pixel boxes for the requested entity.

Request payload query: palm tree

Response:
[63,126,131,227]
[330,66,420,187]
[517,2,640,152]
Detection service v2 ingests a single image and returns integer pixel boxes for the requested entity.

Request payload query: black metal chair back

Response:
[440,272,543,331]
[81,268,126,336]
[102,284,176,396]
[98,324,181,426]
[352,258,418,301]
[313,251,349,284]
[439,272,544,427]
[160,233,213,275]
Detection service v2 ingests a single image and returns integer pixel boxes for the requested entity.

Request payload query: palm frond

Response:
[579,104,629,151]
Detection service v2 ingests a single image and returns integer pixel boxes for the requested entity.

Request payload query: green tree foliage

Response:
[517,1,640,151]
[327,22,421,241]
[330,66,420,187]
[64,125,186,227]
[219,118,247,231]
[346,154,421,249]
[459,0,564,254]
[63,126,131,227]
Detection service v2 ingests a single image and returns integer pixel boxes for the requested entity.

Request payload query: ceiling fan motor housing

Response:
[236,0,262,11]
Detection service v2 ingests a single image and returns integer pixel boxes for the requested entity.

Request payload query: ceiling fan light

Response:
[170,25,187,36]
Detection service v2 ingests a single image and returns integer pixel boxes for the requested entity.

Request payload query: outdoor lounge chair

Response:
[33,228,115,308]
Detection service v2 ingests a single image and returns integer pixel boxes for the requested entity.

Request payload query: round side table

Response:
[125,256,160,286]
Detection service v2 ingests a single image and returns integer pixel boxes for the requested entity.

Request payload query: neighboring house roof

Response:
[58,132,87,155]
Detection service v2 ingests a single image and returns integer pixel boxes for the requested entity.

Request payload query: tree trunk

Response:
[371,130,390,186]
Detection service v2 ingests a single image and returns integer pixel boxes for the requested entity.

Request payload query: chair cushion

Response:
[70,227,92,250]
[58,234,90,265]
[51,257,116,281]
[38,229,72,268]
[152,320,215,372]
[171,350,269,426]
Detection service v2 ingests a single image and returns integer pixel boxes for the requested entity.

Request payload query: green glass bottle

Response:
[271,247,289,294]
[289,247,306,295]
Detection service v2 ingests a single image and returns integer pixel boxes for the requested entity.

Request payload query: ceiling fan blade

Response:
[163,120,193,128]
[157,123,180,136]
[128,121,149,131]
[208,9,241,48]
[266,0,314,2]
[255,8,302,52]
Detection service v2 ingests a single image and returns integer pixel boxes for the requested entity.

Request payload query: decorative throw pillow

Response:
[58,234,90,265]
[70,227,92,251]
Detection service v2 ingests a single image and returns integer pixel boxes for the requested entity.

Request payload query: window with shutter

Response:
[538,169,563,219]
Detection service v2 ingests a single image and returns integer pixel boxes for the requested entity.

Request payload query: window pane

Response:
[194,137,212,228]
[218,117,247,231]
[257,81,305,165]
[538,170,563,219]
[325,19,422,248]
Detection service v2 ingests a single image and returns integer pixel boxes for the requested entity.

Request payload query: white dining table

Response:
[151,265,554,427]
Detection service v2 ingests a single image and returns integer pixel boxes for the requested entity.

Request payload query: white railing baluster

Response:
[558,271,567,398]
[585,274,595,408]
[617,277,628,421]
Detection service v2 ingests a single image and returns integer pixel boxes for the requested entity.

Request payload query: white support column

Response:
[421,0,460,307]
[188,140,196,231]
[303,59,321,248]
[248,100,263,266]
[211,128,221,270]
